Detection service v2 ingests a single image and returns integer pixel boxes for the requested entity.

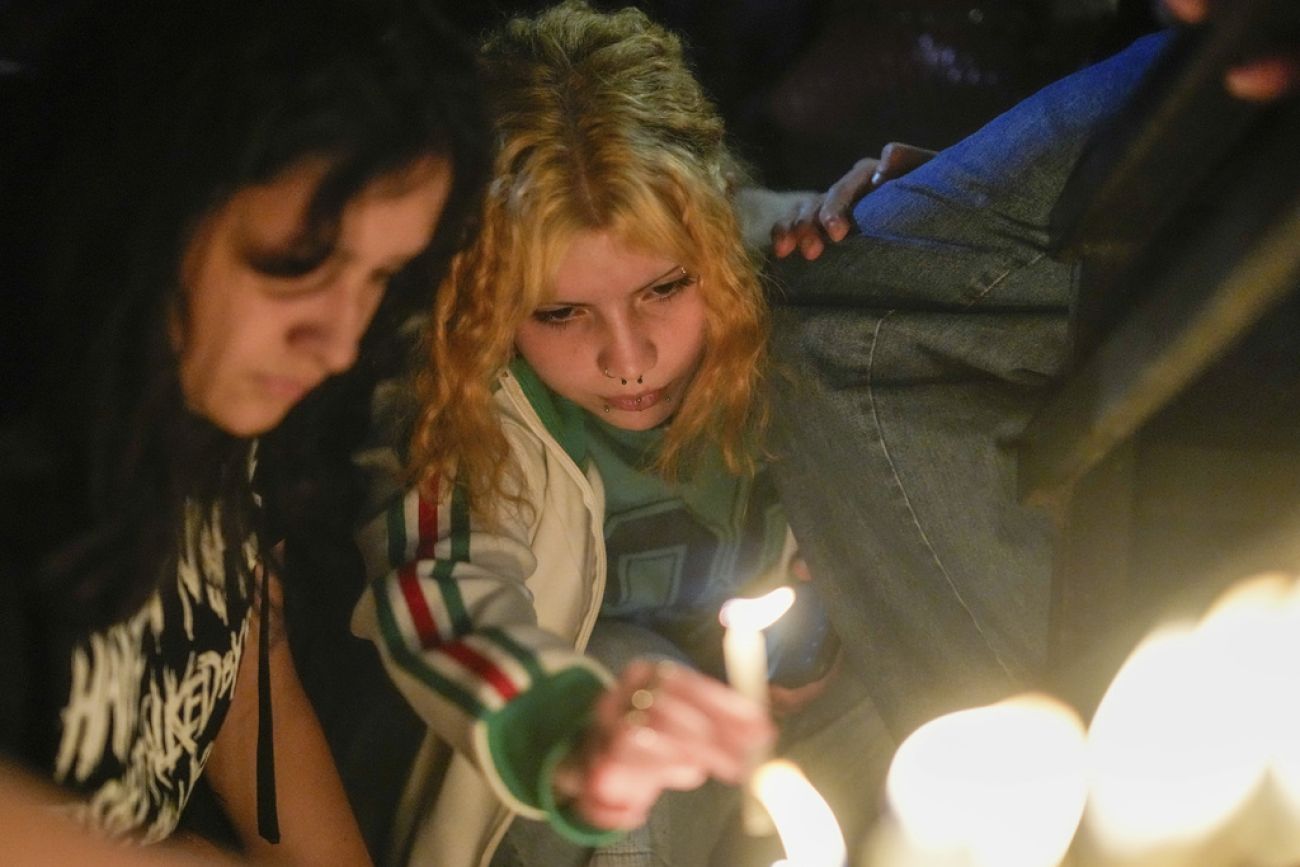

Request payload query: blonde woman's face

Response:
[514,230,706,431]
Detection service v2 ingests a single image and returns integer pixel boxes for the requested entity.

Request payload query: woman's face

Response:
[176,156,452,436]
[514,230,707,432]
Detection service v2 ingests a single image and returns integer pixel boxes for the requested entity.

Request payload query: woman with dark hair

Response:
[0,0,488,860]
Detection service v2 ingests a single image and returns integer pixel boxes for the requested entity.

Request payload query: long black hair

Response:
[7,0,489,629]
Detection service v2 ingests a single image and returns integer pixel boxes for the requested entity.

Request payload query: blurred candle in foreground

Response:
[720,586,796,834]
[1254,576,1300,865]
[876,693,1087,867]
[1085,572,1300,866]
[1202,574,1300,866]
[1085,575,1284,861]
[755,759,846,867]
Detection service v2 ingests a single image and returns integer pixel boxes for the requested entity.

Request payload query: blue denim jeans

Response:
[766,33,1170,739]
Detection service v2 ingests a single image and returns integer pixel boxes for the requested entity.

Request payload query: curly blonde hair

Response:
[410,1,768,510]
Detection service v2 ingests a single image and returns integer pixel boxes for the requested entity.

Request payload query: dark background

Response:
[2,0,1163,190]
[439,0,1164,189]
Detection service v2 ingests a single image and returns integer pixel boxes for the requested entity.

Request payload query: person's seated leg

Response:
[765,32,1170,738]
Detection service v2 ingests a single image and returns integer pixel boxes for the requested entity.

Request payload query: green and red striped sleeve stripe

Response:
[374,486,550,719]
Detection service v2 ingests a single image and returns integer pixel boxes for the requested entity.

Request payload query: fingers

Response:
[768,648,843,719]
[771,155,882,260]
[770,194,828,260]
[634,665,765,781]
[876,142,937,182]
[1163,0,1208,24]
[571,757,660,830]
[1161,0,1297,103]
[770,146,938,261]
[1225,56,1299,102]
[602,660,772,776]
[568,659,775,830]
[768,677,828,719]
[818,157,879,244]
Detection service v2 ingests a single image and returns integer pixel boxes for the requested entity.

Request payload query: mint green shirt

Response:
[508,359,788,679]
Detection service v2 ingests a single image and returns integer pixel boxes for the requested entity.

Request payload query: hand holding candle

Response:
[554,658,776,832]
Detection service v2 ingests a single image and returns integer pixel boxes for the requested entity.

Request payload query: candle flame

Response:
[865,572,1300,866]
[719,586,796,631]
[1249,577,1300,825]
[886,693,1087,867]
[1085,574,1300,855]
[753,759,846,867]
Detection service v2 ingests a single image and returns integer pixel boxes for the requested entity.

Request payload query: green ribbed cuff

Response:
[483,666,620,844]
[537,729,624,847]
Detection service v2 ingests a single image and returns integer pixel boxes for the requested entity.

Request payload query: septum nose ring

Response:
[602,368,643,386]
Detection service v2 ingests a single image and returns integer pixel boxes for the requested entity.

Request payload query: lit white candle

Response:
[1086,573,1300,865]
[1086,606,1275,859]
[719,586,795,707]
[1259,576,1300,864]
[754,759,847,867]
[720,586,796,834]
[874,693,1087,867]
[858,571,1300,867]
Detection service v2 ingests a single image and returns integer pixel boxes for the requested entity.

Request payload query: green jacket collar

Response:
[508,358,589,468]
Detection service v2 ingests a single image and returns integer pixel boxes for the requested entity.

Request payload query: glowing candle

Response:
[754,759,846,867]
[1259,576,1300,863]
[719,586,795,707]
[1086,573,1300,865]
[1086,598,1275,859]
[720,586,796,834]
[858,571,1300,867]
[874,693,1087,867]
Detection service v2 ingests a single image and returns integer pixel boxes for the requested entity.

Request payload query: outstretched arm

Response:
[354,476,774,840]
[0,764,240,866]
[354,388,774,841]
